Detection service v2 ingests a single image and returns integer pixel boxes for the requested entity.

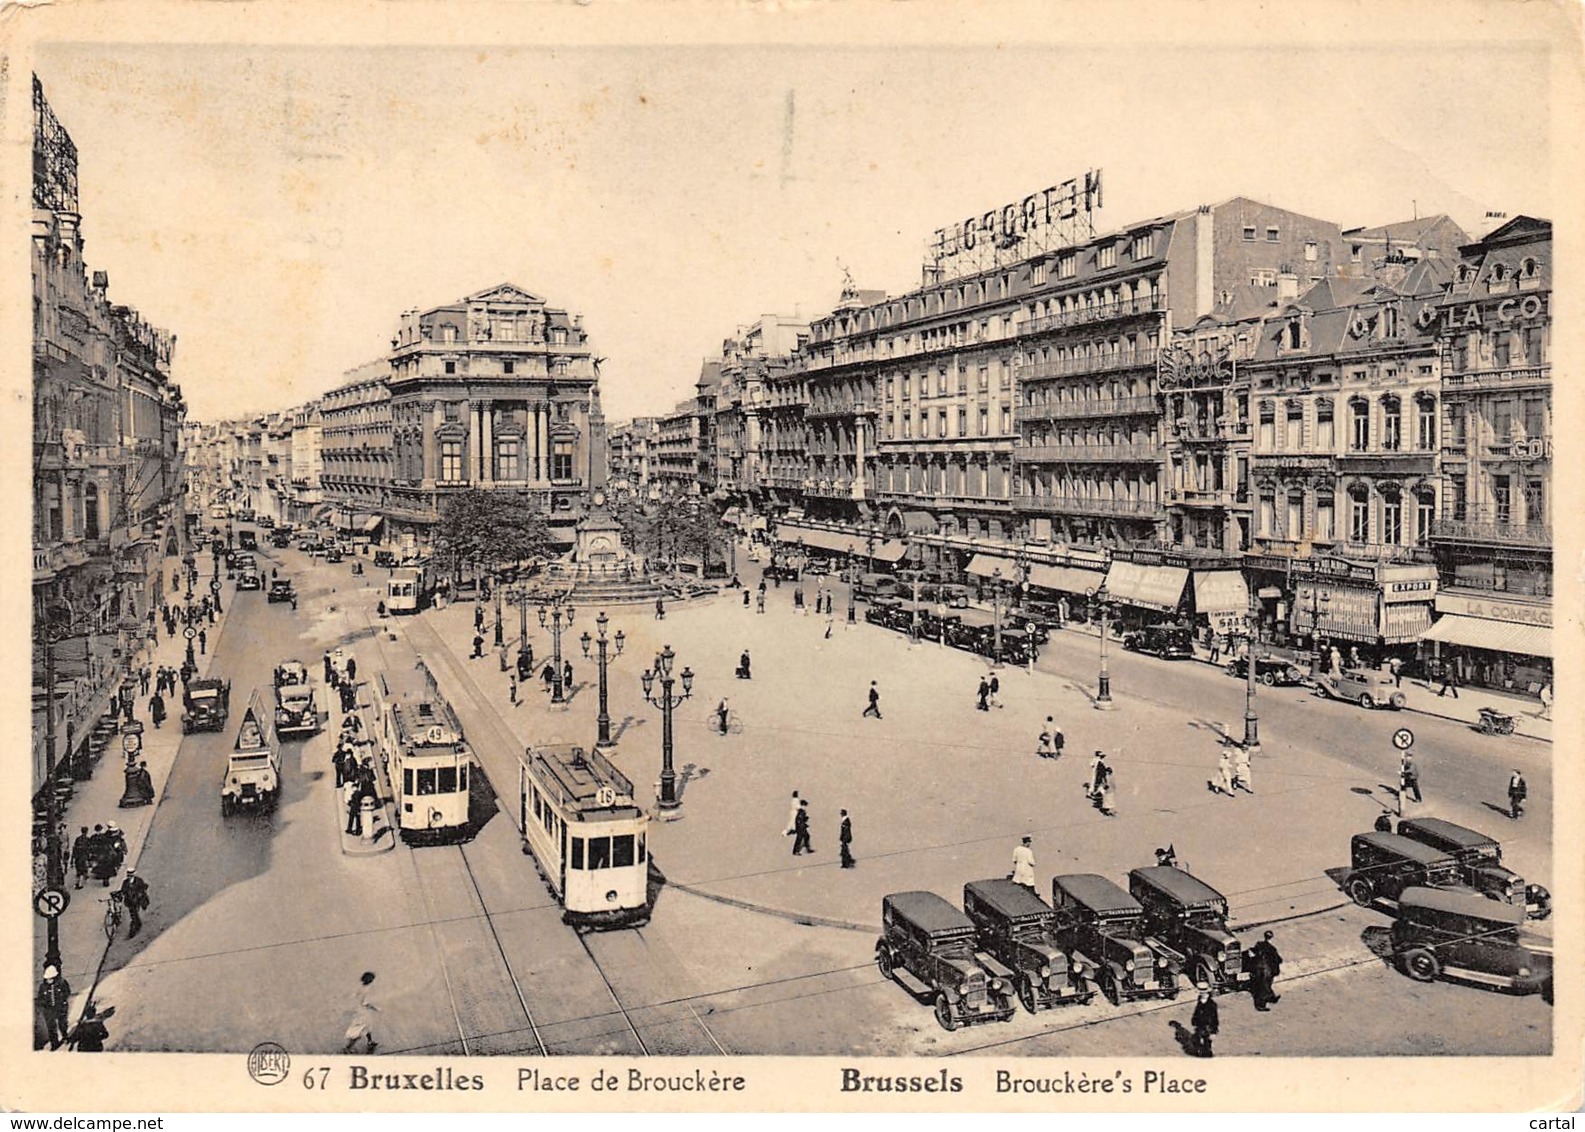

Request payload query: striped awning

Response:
[1104,561,1189,612]
[1421,614,1552,658]
[966,553,1013,579]
[1027,563,1106,594]
[871,540,907,564]
[1192,571,1248,616]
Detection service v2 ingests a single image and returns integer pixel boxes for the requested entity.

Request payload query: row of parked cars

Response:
[863,598,1046,665]
[878,864,1248,1031]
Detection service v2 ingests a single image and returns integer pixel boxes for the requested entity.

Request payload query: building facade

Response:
[384,283,607,550]
[653,398,703,496]
[607,416,657,496]
[319,360,393,540]
[287,401,323,528]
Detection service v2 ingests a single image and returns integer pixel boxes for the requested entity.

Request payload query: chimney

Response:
[1277,271,1299,302]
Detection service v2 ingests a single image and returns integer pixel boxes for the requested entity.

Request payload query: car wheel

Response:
[1261,671,1277,687]
[221,796,232,817]
[1225,663,1239,677]
[1359,693,1376,709]
[876,946,894,981]
[1099,968,1120,1006]
[934,993,958,1032]
[1389,693,1406,710]
[1401,947,1440,982]
[1313,683,1330,699]
[1018,974,1039,1014]
[1347,876,1376,907]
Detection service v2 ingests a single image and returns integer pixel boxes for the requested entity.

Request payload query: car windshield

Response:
[931,937,975,961]
[1183,906,1228,928]
[1098,912,1143,938]
[191,689,218,700]
[281,690,311,706]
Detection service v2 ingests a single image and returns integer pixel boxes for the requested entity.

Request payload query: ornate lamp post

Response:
[34,600,73,973]
[536,596,576,704]
[1241,586,1263,755]
[640,645,693,812]
[846,544,858,624]
[1087,583,1116,710]
[580,611,625,748]
[517,580,530,663]
[990,566,1005,666]
[493,575,505,648]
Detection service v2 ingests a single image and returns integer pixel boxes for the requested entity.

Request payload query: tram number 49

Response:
[303,1068,331,1090]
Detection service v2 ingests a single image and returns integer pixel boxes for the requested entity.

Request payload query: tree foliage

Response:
[435,490,552,578]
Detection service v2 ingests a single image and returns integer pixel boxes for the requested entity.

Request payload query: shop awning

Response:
[311,504,334,522]
[1027,563,1106,594]
[894,510,938,536]
[358,514,384,533]
[966,553,1012,579]
[1192,571,1249,616]
[1421,614,1552,658]
[749,516,768,532]
[774,524,860,554]
[871,540,907,564]
[1104,562,1189,612]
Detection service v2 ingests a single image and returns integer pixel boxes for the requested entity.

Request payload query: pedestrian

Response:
[1097,764,1117,817]
[1009,835,1035,890]
[1247,930,1283,1010]
[1507,769,1527,820]
[139,666,151,696]
[1400,751,1422,805]
[105,823,127,874]
[71,826,90,889]
[517,647,533,683]
[839,809,856,868]
[1086,751,1107,802]
[976,676,990,712]
[1232,744,1253,793]
[344,779,363,835]
[343,972,380,1055]
[794,587,804,613]
[198,628,207,655]
[1208,633,1221,665]
[118,867,150,939]
[743,589,751,608]
[1050,719,1065,759]
[472,633,484,659]
[332,744,348,789]
[474,604,485,632]
[988,672,1001,710]
[1329,645,1342,675]
[1389,656,1403,687]
[1437,666,1459,699]
[562,659,573,690]
[1538,681,1552,720]
[324,654,336,685]
[1036,724,1053,759]
[541,662,555,691]
[824,612,834,639]
[791,799,813,855]
[37,965,72,1051]
[655,597,666,620]
[346,656,357,685]
[1190,984,1219,1057]
[1210,749,1235,796]
[784,790,801,837]
[756,592,766,614]
[67,1002,110,1053]
[149,692,166,730]
[737,650,752,680]
[863,680,882,719]
[134,761,154,805]
[716,698,730,735]
[508,670,518,705]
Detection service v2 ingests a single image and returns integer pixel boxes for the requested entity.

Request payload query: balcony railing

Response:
[1020,395,1160,421]
[1431,516,1551,547]
[1016,348,1159,381]
[1022,294,1165,335]
[1013,494,1164,518]
[1165,487,1247,508]
[1014,442,1164,463]
[1443,365,1548,392]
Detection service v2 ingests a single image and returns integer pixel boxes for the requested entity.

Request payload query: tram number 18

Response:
[596,786,616,807]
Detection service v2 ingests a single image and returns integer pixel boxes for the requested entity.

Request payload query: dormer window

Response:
[1286,319,1303,350]
[1520,257,1540,279]
[1132,232,1154,260]
[1097,243,1117,270]
[1457,264,1477,285]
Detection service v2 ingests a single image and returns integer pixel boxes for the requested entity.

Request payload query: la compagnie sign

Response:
[930,170,1104,262]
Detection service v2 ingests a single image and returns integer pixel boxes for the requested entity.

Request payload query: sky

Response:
[33,30,1556,425]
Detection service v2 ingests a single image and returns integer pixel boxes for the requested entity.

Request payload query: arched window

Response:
[1381,488,1403,545]
[1258,400,1276,450]
[1415,393,1437,450]
[1348,486,1370,543]
[1316,398,1335,450]
[1520,257,1540,279]
[1349,398,1370,451]
[1415,490,1435,546]
[83,481,100,540]
[1287,319,1302,350]
[1381,395,1402,451]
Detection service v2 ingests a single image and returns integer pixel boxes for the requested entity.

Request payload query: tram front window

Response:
[417,768,437,795]
[588,837,612,870]
[437,766,457,794]
[571,837,584,869]
[612,834,635,868]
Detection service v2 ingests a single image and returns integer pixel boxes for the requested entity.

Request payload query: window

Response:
[1058,253,1077,279]
[1382,493,1403,545]
[937,370,948,396]
[1316,495,1335,541]
[1259,494,1275,536]
[444,361,457,375]
[1523,399,1545,441]
[902,374,911,398]
[1416,396,1436,449]
[1286,494,1303,539]
[978,408,989,436]
[902,411,911,439]
[1446,405,1466,449]
[1352,245,1363,263]
[936,409,947,438]
[1522,326,1543,365]
[1493,400,1513,444]
[1242,225,1257,242]
[1304,241,1318,262]
[957,408,967,436]
[1415,492,1435,546]
[1000,406,1012,434]
[1266,226,1280,243]
[1032,262,1049,286]
[1382,396,1401,451]
[495,439,520,480]
[571,837,584,869]
[1258,401,1276,449]
[1494,333,1511,367]
[1493,475,1511,524]
[977,367,989,392]
[1132,232,1154,259]
[1097,244,1117,270]
[83,482,100,540]
[1285,401,1304,449]
[1252,269,1277,287]
[1449,474,1467,520]
[416,768,437,795]
[440,441,463,481]
[552,440,574,481]
[1349,490,1370,542]
[612,834,636,868]
[503,360,515,375]
[1451,335,1469,372]
[444,402,461,422]
[1316,399,1335,450]
[1524,477,1544,524]
[437,766,457,794]
[587,836,612,870]
[1350,399,1369,451]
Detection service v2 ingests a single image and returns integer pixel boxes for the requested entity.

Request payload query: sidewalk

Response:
[32,558,239,1047]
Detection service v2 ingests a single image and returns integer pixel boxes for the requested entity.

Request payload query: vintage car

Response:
[300,536,325,556]
[267,579,296,603]
[232,552,257,573]
[1127,866,1250,995]
[257,516,275,529]
[1344,831,1468,909]
[1311,667,1406,710]
[1050,873,1182,1005]
[181,677,232,733]
[223,695,281,816]
[325,544,344,564]
[237,529,258,551]
[875,891,1017,1031]
[373,549,398,569]
[1225,654,1308,687]
[802,557,832,576]
[270,528,292,549]
[864,595,904,629]
[854,572,900,602]
[962,879,1096,1013]
[1392,887,1553,1002]
[997,628,1038,666]
[762,561,800,583]
[237,570,263,591]
[1121,623,1196,660]
[1394,817,1551,920]
[1006,610,1053,645]
[273,675,320,738]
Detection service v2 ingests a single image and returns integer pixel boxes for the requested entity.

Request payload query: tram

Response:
[371,659,473,843]
[518,744,651,931]
[385,563,433,614]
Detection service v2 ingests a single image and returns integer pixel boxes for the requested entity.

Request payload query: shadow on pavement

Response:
[1360,924,1396,965]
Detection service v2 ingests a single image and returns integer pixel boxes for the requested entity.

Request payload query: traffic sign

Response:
[210,580,222,593]
[1392,727,1415,751]
[122,730,143,754]
[34,888,69,919]
[183,626,197,640]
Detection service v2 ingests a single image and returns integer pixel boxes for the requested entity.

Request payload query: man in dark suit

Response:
[839,810,854,869]
[1247,930,1283,1010]
[1190,984,1219,1057]
[791,800,812,856]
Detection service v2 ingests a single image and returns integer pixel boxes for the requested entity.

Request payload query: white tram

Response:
[371,660,472,843]
[385,564,432,615]
[518,745,651,930]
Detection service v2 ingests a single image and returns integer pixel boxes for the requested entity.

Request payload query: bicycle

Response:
[713,710,744,736]
[103,891,124,942]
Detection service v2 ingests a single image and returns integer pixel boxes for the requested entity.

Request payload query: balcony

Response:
[1431,516,1550,548]
[1170,418,1250,443]
[1014,442,1164,463]
[1016,348,1159,381]
[1334,451,1436,475]
[1020,395,1160,422]
[1021,293,1165,336]
[804,400,876,421]
[1442,365,1549,393]
[1014,494,1164,518]
[1166,487,1240,508]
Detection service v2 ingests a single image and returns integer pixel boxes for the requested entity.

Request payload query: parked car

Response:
[875,891,1017,1031]
[1344,831,1468,909]
[325,545,344,564]
[1121,623,1196,659]
[267,579,296,603]
[1050,873,1182,1005]
[373,549,397,569]
[962,878,1096,1013]
[272,662,320,738]
[237,529,258,551]
[269,528,292,549]
[802,557,832,577]
[1393,817,1551,920]
[181,678,232,734]
[854,572,900,602]
[1392,887,1553,1002]
[1311,667,1406,710]
[237,570,263,591]
[232,553,257,573]
[1127,866,1250,995]
[1225,654,1307,687]
[864,595,903,628]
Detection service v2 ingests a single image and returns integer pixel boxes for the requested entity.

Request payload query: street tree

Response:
[435,490,553,582]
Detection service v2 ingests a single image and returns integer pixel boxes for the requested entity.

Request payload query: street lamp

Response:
[493,576,505,648]
[34,600,73,973]
[846,544,858,624]
[535,596,576,704]
[517,580,531,663]
[640,645,693,812]
[1087,583,1116,710]
[990,566,1005,666]
[580,611,625,748]
[1241,588,1262,756]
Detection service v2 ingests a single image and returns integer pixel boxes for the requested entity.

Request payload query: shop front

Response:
[1190,570,1250,638]
[1102,561,1189,628]
[1419,591,1551,696]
